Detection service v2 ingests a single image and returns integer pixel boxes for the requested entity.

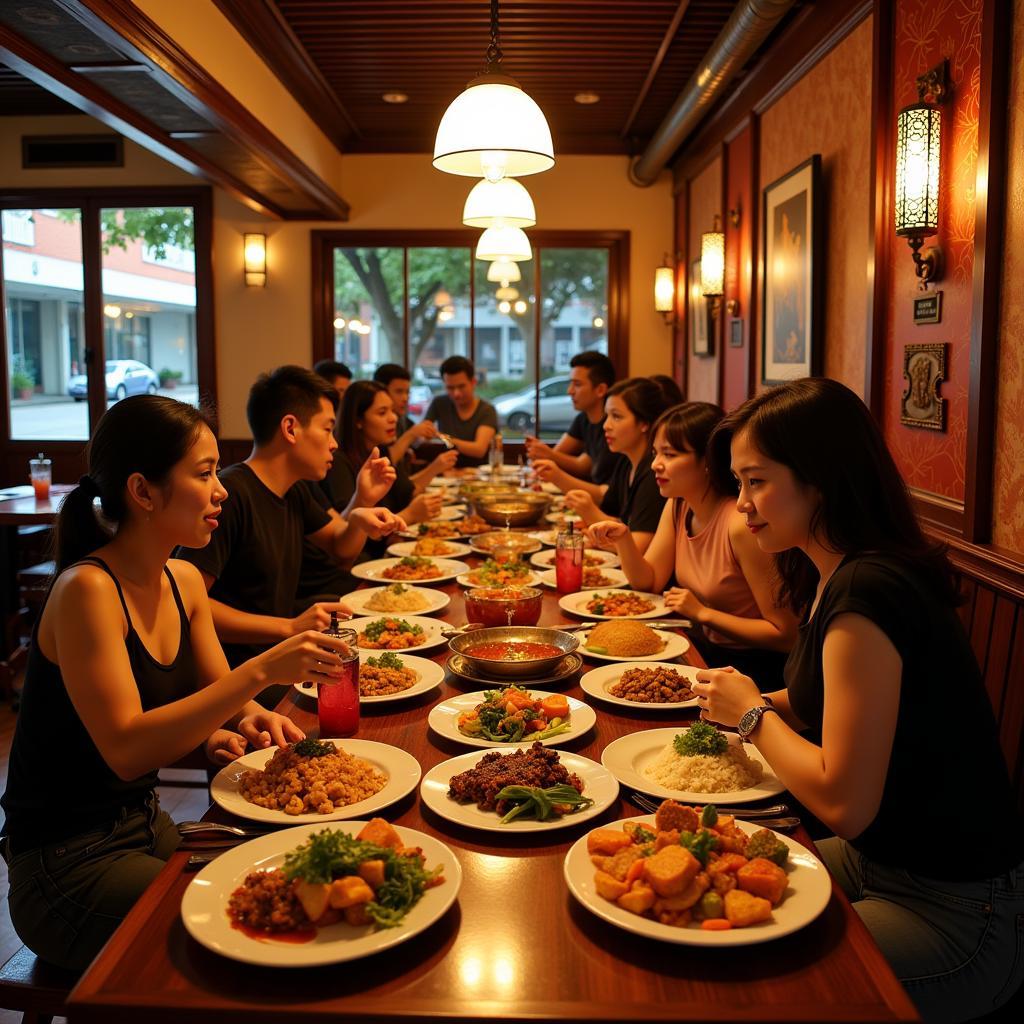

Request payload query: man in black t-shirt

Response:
[525,351,622,500]
[424,355,497,467]
[177,366,403,700]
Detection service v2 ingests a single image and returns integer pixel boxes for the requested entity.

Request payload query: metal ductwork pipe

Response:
[629,0,797,186]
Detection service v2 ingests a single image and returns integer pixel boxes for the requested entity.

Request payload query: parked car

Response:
[494,375,574,433]
[406,383,436,420]
[68,359,161,401]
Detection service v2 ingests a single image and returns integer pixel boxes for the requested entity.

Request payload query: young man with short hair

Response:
[178,365,401,703]
[373,362,437,464]
[313,359,353,399]
[424,355,498,466]
[525,351,622,500]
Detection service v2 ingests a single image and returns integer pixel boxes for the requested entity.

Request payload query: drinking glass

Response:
[317,627,360,738]
[555,527,585,593]
[29,454,51,501]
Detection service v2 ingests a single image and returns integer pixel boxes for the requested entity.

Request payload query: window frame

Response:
[0,186,215,471]
[311,228,629,438]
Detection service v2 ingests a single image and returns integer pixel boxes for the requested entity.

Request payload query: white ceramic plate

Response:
[341,586,450,617]
[600,727,785,803]
[528,529,559,546]
[579,662,701,710]
[545,511,583,525]
[293,652,445,704]
[386,540,473,559]
[427,690,597,748]
[456,568,542,588]
[537,481,562,494]
[350,558,469,585]
[575,627,690,663]
[530,548,620,569]
[210,739,422,824]
[420,749,619,833]
[180,821,462,966]
[346,615,448,654]
[537,567,628,591]
[558,589,668,620]
[563,816,830,946]
[428,504,467,521]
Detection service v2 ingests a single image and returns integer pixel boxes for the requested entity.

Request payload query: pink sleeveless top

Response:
[674,497,762,648]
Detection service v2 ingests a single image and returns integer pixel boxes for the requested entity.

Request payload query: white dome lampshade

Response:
[433,77,554,179]
[463,177,536,228]
[487,259,521,284]
[476,225,532,262]
[495,285,519,300]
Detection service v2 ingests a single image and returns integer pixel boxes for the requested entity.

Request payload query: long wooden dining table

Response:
[65,566,919,1023]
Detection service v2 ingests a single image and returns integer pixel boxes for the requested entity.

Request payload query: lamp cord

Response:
[485,0,503,71]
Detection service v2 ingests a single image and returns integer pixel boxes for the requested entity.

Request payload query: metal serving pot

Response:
[446,625,580,679]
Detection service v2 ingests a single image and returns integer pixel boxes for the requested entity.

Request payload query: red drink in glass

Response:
[317,626,359,738]
[555,528,585,593]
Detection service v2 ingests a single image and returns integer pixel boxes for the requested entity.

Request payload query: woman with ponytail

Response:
[0,396,353,971]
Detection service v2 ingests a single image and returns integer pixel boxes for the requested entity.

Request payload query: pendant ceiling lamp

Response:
[487,259,521,284]
[476,225,532,262]
[463,176,536,228]
[433,0,554,180]
[495,285,519,300]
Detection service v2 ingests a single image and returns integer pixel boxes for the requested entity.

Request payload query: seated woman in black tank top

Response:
[0,396,353,972]
[691,379,1024,1023]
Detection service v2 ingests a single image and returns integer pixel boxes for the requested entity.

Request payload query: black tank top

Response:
[1,557,198,850]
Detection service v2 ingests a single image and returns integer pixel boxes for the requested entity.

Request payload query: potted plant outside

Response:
[158,368,184,389]
[11,369,34,401]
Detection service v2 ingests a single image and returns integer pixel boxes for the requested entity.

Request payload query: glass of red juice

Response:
[555,527,585,593]
[317,627,360,738]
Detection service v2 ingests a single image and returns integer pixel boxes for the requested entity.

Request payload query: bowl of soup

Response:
[464,586,544,628]
[448,625,579,679]
[476,492,551,527]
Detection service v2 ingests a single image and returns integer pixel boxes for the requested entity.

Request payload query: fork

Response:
[569,619,693,632]
[177,821,273,838]
[628,792,790,818]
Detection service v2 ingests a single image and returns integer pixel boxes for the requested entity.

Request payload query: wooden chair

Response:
[0,945,76,1024]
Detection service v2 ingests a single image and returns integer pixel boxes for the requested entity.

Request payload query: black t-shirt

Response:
[175,463,330,667]
[321,452,414,517]
[424,395,497,467]
[599,453,665,535]
[785,554,1023,878]
[566,411,621,485]
[294,482,356,608]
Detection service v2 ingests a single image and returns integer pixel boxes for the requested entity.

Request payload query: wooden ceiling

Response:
[215,0,797,155]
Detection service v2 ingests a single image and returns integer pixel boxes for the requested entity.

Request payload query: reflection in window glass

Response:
[408,247,470,411]
[3,209,89,440]
[536,249,609,440]
[100,207,198,409]
[473,256,535,438]
[333,247,403,378]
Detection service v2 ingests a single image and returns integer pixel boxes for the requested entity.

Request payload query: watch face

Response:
[738,707,759,737]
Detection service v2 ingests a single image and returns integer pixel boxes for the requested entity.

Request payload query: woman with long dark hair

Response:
[562,377,675,555]
[589,402,796,688]
[322,380,455,524]
[691,378,1024,1022]
[0,396,352,971]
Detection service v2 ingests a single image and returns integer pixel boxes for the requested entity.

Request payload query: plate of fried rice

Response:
[211,739,421,824]
[293,652,445,704]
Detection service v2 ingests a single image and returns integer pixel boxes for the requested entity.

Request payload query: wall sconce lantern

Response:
[654,258,676,322]
[895,60,948,288]
[243,233,267,287]
[700,216,725,318]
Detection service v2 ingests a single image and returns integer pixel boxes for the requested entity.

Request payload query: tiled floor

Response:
[0,699,210,1023]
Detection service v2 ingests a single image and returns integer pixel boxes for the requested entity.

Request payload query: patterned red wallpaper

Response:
[882,0,983,502]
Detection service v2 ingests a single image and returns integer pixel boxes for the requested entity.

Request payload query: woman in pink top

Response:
[589,402,797,689]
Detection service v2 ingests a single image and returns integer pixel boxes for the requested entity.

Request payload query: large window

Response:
[314,231,626,441]
[1,189,213,448]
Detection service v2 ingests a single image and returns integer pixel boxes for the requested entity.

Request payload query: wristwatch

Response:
[737,703,779,740]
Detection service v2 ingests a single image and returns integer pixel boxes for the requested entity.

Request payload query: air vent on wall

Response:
[21,134,124,169]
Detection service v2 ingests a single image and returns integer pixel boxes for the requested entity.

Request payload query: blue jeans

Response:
[818,837,1024,1023]
[3,792,179,971]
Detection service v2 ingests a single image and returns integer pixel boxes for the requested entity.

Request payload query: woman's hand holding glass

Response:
[256,629,354,686]
[690,667,762,728]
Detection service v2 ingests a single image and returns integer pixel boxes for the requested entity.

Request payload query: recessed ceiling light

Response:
[382,92,409,104]
[574,91,600,105]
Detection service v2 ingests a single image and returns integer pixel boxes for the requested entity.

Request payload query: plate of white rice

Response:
[600,727,785,804]
[341,584,450,616]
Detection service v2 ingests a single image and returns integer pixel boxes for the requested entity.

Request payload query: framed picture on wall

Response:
[690,258,712,356]
[761,154,823,383]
